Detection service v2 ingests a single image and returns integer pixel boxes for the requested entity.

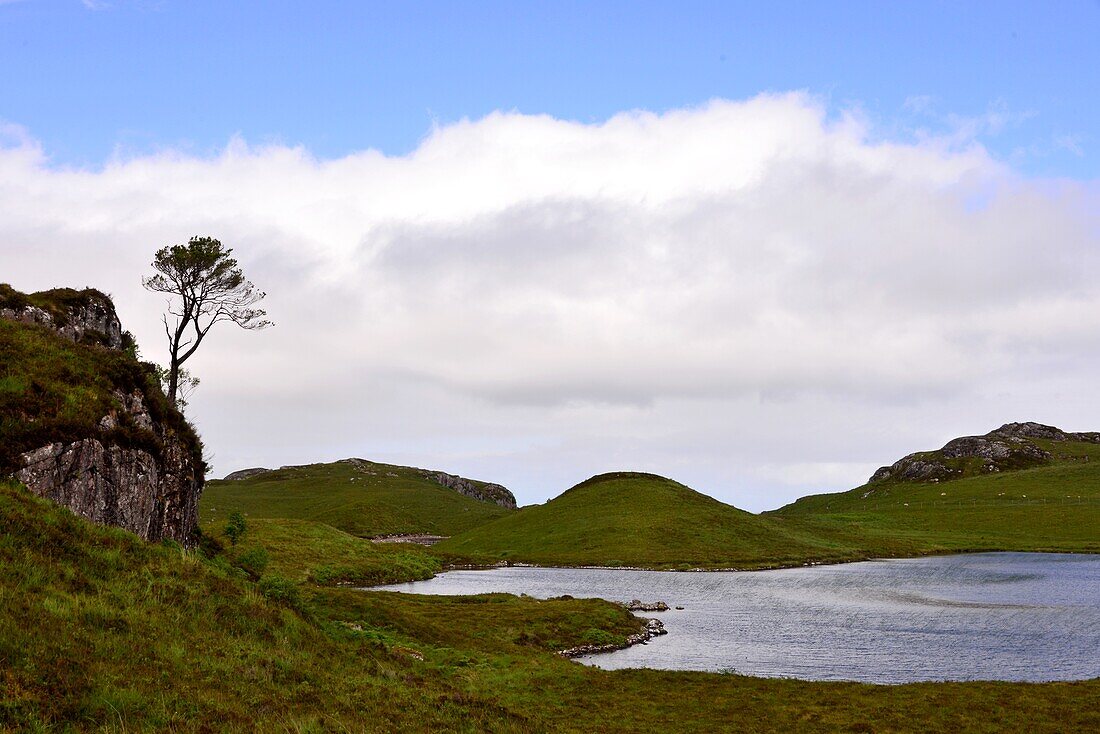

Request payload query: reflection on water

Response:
[377,552,1100,683]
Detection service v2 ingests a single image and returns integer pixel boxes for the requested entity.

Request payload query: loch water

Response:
[377,552,1100,683]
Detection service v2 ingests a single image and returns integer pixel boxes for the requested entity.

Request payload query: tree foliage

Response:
[225,511,247,545]
[142,236,271,405]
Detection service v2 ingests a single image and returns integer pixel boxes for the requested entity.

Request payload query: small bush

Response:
[236,547,269,580]
[258,574,302,609]
[224,511,246,545]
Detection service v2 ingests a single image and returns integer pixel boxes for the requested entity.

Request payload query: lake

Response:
[376,552,1100,683]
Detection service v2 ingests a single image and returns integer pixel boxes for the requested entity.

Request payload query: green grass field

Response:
[4,478,1100,733]
[201,459,512,539]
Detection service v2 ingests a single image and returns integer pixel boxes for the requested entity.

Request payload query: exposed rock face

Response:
[0,287,124,349]
[990,421,1100,444]
[422,471,517,509]
[17,393,201,546]
[868,422,1097,486]
[3,286,204,546]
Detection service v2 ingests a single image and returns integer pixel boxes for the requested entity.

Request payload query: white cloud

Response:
[2,92,1098,510]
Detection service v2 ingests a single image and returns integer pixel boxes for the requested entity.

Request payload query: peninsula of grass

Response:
[4,478,1100,733]
[212,517,443,586]
[201,459,512,539]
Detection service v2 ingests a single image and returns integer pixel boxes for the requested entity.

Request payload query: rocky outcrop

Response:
[990,421,1100,444]
[17,392,202,546]
[625,600,670,612]
[558,618,668,658]
[2,285,204,546]
[0,285,124,349]
[422,470,517,509]
[868,422,1096,486]
[222,467,271,481]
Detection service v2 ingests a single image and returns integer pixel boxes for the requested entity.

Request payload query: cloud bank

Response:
[2,93,1098,510]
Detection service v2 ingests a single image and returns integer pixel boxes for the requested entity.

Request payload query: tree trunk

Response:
[167,350,180,407]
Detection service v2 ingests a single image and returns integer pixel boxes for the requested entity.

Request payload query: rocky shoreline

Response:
[370,533,448,546]
[558,617,668,658]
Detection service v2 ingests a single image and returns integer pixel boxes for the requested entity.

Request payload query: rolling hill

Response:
[436,472,922,568]
[441,424,1100,568]
[201,458,514,539]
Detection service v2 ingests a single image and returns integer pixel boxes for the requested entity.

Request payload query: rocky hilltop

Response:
[868,422,1100,485]
[0,283,124,349]
[221,459,518,509]
[0,284,204,546]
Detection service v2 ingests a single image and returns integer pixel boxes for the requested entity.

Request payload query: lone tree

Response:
[143,236,272,406]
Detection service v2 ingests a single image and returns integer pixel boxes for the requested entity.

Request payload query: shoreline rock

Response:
[370,533,448,546]
[625,599,670,612]
[558,618,668,658]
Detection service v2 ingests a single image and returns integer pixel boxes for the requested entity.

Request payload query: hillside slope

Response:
[437,472,919,568]
[201,459,513,539]
[0,479,646,731]
[776,424,1100,554]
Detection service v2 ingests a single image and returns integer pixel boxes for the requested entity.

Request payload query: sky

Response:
[2,1,1099,511]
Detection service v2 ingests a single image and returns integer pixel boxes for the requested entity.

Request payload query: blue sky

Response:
[2,0,1098,177]
[3,1,1100,507]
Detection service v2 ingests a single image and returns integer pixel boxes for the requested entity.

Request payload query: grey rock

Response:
[625,599,670,612]
[423,470,517,509]
[0,291,123,349]
[16,388,203,546]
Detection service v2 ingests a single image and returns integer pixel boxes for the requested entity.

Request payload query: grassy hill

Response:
[201,459,512,539]
[441,426,1100,568]
[436,472,927,569]
[5,478,1099,733]
[776,434,1100,554]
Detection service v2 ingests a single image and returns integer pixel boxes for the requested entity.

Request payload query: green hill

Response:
[437,472,921,568]
[201,459,513,539]
[776,424,1100,554]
